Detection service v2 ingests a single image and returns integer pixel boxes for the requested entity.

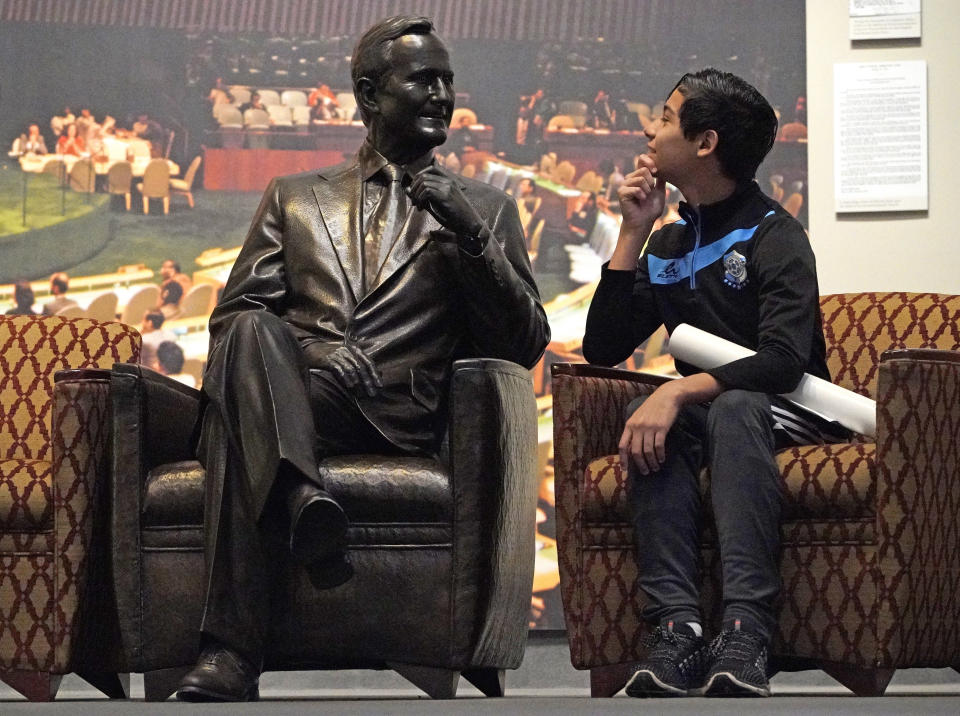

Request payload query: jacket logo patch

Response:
[656,261,681,281]
[723,250,748,289]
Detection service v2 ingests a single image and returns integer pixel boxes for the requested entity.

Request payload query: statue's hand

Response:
[407,165,484,239]
[312,344,382,397]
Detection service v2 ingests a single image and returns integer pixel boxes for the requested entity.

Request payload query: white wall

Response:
[806,0,960,294]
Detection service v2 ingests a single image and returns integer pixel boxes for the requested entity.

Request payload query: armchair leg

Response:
[143,666,191,701]
[388,662,459,699]
[822,664,895,696]
[76,670,130,699]
[462,667,505,696]
[0,670,62,701]
[590,663,633,697]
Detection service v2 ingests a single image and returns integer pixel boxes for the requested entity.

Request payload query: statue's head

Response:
[352,15,454,162]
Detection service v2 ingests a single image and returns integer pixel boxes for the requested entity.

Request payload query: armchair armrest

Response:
[447,358,538,669]
[550,363,668,669]
[51,368,123,672]
[109,362,201,666]
[874,348,960,666]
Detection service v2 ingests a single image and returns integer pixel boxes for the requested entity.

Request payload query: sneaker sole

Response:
[624,670,688,698]
[702,672,770,698]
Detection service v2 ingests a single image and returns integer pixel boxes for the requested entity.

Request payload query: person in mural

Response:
[583,68,846,698]
[10,123,48,155]
[55,122,85,156]
[175,14,549,702]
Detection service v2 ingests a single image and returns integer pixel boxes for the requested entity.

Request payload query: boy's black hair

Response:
[671,68,778,183]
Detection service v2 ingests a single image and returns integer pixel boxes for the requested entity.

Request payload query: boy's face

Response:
[643,89,701,185]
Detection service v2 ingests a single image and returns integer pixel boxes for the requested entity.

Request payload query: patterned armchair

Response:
[0,315,140,701]
[553,292,960,696]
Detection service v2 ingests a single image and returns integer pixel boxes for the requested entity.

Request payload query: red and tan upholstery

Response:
[553,292,960,696]
[0,315,140,701]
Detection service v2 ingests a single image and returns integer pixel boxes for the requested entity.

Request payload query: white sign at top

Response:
[849,0,922,40]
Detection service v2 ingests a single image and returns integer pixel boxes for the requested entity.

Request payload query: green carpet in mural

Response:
[0,158,262,281]
[0,163,109,237]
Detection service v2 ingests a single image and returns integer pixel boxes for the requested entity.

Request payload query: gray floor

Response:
[3,636,960,713]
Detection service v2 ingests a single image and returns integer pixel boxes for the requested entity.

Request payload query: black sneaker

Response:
[624,622,708,697]
[702,623,771,697]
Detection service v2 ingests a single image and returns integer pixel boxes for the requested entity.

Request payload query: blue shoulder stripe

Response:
[647,211,773,285]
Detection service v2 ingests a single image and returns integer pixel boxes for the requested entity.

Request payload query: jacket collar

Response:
[355,140,436,183]
[678,180,760,229]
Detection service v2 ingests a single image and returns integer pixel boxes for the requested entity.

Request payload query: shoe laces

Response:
[711,628,765,663]
[642,624,702,662]
[642,625,680,650]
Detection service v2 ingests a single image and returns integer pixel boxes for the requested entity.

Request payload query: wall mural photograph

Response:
[0,0,806,631]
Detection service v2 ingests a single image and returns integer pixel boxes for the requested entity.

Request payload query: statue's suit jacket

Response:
[202,154,550,511]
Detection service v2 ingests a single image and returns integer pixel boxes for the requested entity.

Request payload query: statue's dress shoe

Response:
[288,481,353,589]
[304,549,355,589]
[176,644,260,702]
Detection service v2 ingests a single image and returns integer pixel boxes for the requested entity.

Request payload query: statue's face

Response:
[370,33,454,158]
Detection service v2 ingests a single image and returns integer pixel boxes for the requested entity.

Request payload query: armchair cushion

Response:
[319,456,452,523]
[582,441,875,529]
[141,456,454,530]
[0,459,52,531]
[143,460,205,527]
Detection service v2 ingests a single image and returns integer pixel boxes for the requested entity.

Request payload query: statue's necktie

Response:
[364,163,408,292]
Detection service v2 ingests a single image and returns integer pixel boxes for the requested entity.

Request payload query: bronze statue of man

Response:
[176,15,550,702]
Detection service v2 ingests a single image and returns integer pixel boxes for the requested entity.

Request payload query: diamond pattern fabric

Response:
[0,316,140,460]
[0,459,53,531]
[0,316,139,682]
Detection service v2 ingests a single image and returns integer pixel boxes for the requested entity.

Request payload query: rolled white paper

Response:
[668,323,877,437]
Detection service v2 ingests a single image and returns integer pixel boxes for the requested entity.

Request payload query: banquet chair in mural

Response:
[136,159,171,215]
[177,283,215,319]
[450,107,478,127]
[68,158,96,195]
[108,358,539,701]
[119,284,161,326]
[169,155,202,210]
[106,161,133,211]
[243,108,271,149]
[0,315,140,701]
[41,157,68,187]
[574,171,603,194]
[85,292,119,323]
[553,292,960,697]
[214,105,244,148]
[546,115,576,132]
[550,160,576,186]
[54,305,85,319]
